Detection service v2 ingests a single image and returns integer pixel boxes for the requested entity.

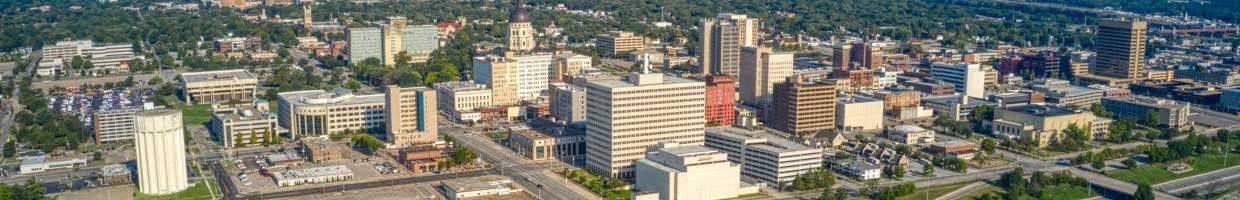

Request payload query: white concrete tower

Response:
[134,109,189,195]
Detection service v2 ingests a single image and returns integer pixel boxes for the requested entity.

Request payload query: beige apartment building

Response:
[435,82,492,113]
[277,88,386,139]
[766,76,838,135]
[384,86,438,147]
[472,56,519,106]
[595,31,646,56]
[553,53,592,81]
[739,46,794,106]
[179,69,258,105]
[584,69,706,179]
[992,104,1110,148]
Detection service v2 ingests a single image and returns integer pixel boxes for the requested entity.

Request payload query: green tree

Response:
[2,140,14,158]
[1142,110,1161,126]
[250,130,260,145]
[351,134,385,155]
[451,146,477,165]
[1134,183,1155,200]
[345,79,362,91]
[1091,103,1111,118]
[1122,158,1138,169]
[1092,159,1105,172]
[922,163,934,175]
[981,138,997,154]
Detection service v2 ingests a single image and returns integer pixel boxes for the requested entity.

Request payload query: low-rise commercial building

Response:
[435,82,492,114]
[836,95,884,132]
[1101,96,1191,129]
[300,138,345,163]
[1030,79,1102,107]
[277,88,386,139]
[19,156,87,174]
[440,176,522,200]
[923,95,996,120]
[210,107,277,148]
[634,142,756,200]
[398,146,446,173]
[506,125,586,163]
[887,125,935,145]
[595,31,646,56]
[704,127,823,185]
[98,164,131,186]
[179,69,259,105]
[1221,87,1240,113]
[828,159,881,180]
[927,141,977,160]
[273,165,354,187]
[992,104,1110,147]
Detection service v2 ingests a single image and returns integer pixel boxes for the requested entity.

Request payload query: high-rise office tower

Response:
[700,13,759,76]
[347,27,383,64]
[584,60,706,179]
[704,75,736,127]
[766,76,838,135]
[739,46,794,106]
[832,44,852,69]
[134,109,188,195]
[930,63,987,98]
[1092,18,1147,80]
[385,86,438,147]
[507,0,535,53]
[851,42,883,69]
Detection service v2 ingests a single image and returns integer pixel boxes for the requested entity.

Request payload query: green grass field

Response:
[959,184,1005,200]
[897,181,975,200]
[1040,185,1096,200]
[1107,152,1240,185]
[135,178,221,200]
[159,95,214,126]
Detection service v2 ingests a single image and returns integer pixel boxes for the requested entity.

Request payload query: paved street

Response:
[1155,166,1240,194]
[1068,168,1181,200]
[440,122,601,200]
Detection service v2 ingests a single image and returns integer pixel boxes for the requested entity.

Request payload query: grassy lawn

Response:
[135,178,221,200]
[561,169,631,200]
[897,181,975,200]
[1040,185,1096,200]
[959,184,1004,200]
[487,131,509,140]
[1107,152,1240,185]
[159,95,214,125]
[720,192,766,200]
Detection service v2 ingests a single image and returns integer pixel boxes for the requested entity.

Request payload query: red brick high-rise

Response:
[705,75,736,126]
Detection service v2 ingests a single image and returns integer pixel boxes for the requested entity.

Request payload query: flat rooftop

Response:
[587,74,700,90]
[180,69,257,83]
[278,88,385,106]
[436,81,489,92]
[706,127,815,152]
[216,108,274,121]
[1003,104,1080,116]
[274,165,352,180]
[440,175,514,193]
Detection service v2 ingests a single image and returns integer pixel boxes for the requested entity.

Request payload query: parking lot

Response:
[226,144,418,194]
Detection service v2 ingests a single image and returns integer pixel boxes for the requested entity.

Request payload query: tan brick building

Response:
[179,69,258,105]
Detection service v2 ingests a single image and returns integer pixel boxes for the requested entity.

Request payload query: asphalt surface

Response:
[1155,165,1240,194]
[441,123,601,200]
